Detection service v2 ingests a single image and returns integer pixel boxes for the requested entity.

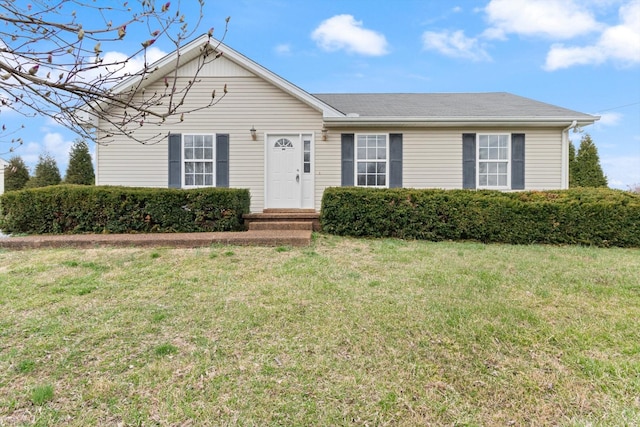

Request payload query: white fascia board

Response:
[323,116,599,128]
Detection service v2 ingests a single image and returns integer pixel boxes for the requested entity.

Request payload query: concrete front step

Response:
[248,221,313,231]
[243,211,320,231]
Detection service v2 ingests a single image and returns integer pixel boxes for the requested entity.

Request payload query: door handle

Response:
[296,174,300,183]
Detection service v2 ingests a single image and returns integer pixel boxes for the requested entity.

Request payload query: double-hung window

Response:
[356,134,387,187]
[183,134,215,187]
[478,134,509,188]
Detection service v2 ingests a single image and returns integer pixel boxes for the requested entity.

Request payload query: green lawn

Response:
[1,235,639,426]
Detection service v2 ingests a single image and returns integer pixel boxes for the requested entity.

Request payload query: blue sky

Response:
[6,0,640,189]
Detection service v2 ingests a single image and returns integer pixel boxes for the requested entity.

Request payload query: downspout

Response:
[561,120,578,189]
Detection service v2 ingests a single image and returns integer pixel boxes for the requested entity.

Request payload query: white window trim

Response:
[477,133,511,190]
[355,133,389,188]
[182,133,216,188]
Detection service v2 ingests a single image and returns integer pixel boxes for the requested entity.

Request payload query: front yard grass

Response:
[1,235,639,425]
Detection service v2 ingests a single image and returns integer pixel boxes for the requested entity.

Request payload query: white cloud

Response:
[544,0,640,70]
[311,15,389,56]
[484,0,602,40]
[422,30,491,61]
[99,46,167,81]
[602,154,640,189]
[595,112,623,126]
[274,44,292,56]
[21,132,74,174]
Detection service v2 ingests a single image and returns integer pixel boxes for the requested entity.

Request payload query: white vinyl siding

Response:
[96,53,566,211]
[0,159,6,194]
[97,57,323,212]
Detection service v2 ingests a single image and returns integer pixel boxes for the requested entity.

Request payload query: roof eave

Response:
[323,116,599,128]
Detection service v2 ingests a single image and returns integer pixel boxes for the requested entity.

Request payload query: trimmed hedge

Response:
[0,185,250,234]
[321,187,640,247]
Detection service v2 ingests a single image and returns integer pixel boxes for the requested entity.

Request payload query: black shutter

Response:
[389,133,403,188]
[168,133,182,188]
[216,134,229,188]
[341,134,355,186]
[511,133,525,190]
[462,133,476,189]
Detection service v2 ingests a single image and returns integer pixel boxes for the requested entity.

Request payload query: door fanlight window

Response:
[274,138,294,150]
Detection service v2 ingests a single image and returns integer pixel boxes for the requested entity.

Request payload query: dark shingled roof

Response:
[313,92,596,120]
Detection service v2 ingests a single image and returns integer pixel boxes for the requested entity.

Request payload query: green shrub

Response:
[321,187,640,247]
[0,185,250,234]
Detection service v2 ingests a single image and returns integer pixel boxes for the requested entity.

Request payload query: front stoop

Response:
[243,210,320,232]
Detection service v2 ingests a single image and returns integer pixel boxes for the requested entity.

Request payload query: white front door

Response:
[266,134,302,208]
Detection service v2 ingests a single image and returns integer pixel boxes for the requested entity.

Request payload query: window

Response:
[478,134,509,188]
[183,134,215,187]
[303,139,311,173]
[356,134,387,187]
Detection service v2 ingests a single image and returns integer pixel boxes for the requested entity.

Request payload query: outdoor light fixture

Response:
[321,126,328,141]
[250,126,257,140]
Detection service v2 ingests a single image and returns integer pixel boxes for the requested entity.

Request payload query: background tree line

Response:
[3,139,94,191]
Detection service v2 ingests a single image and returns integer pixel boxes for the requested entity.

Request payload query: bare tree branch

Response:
[0,0,229,151]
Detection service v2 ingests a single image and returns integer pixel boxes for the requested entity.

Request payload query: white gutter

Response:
[561,120,578,189]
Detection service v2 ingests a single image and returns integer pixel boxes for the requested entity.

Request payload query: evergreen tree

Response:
[568,140,577,188]
[26,153,61,188]
[3,156,31,191]
[573,134,608,188]
[65,139,95,185]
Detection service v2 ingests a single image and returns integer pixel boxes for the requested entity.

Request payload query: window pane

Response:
[357,175,366,186]
[488,175,497,186]
[499,135,508,147]
[377,147,386,160]
[367,147,376,159]
[479,162,487,173]
[367,175,376,186]
[498,163,507,173]
[499,147,507,159]
[488,162,497,174]
[184,135,193,147]
[185,162,194,173]
[479,175,487,186]
[195,163,204,173]
[479,135,488,147]
[357,147,366,159]
[377,162,386,173]
[378,175,386,186]
[357,162,366,173]
[498,175,507,186]
[185,175,194,186]
[203,147,212,159]
[205,175,213,186]
[184,148,193,160]
[205,163,213,173]
[489,135,499,146]
[304,140,310,151]
[304,163,310,173]
[204,135,213,147]
[479,147,488,159]
[304,152,310,162]
[367,162,376,173]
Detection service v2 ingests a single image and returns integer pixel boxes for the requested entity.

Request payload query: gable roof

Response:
[110,35,344,118]
[108,35,598,128]
[316,92,598,127]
